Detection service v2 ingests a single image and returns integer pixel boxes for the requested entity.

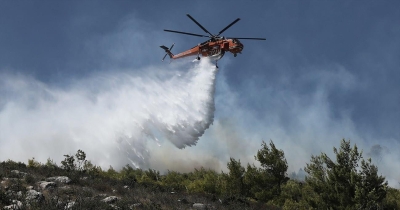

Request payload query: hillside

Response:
[0,159,269,209]
[1,139,400,209]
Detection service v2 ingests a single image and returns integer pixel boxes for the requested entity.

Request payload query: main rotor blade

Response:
[217,18,240,36]
[164,29,210,38]
[227,37,267,40]
[186,14,214,37]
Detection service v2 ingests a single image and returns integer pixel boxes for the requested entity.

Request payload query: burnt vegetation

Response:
[1,139,399,209]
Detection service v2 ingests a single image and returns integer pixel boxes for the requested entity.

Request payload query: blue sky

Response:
[1,1,399,184]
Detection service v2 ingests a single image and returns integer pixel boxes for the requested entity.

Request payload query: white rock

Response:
[16,191,22,199]
[38,181,56,190]
[109,204,121,210]
[47,176,71,184]
[101,196,118,204]
[193,203,206,209]
[25,190,44,202]
[59,186,71,190]
[129,203,141,209]
[64,201,76,210]
[11,170,28,177]
[3,200,23,210]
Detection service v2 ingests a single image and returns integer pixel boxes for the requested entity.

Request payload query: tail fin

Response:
[160,43,175,61]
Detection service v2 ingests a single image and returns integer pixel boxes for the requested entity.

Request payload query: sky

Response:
[0,1,399,186]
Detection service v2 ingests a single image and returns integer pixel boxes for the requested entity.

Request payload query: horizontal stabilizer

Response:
[160,45,169,50]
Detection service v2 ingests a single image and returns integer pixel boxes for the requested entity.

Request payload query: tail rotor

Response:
[160,43,175,61]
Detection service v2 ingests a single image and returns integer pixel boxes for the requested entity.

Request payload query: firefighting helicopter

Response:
[160,14,266,68]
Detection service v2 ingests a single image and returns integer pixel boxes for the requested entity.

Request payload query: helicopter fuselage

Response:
[172,38,243,61]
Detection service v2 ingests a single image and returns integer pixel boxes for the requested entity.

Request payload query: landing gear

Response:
[197,43,201,60]
[215,61,219,68]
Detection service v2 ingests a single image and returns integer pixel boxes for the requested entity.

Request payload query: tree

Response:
[75,149,87,172]
[354,158,388,209]
[244,140,289,202]
[61,149,87,172]
[256,140,289,196]
[304,139,388,209]
[225,158,246,197]
[244,163,265,199]
[61,154,75,171]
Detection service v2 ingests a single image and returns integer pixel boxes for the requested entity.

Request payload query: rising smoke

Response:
[0,59,217,169]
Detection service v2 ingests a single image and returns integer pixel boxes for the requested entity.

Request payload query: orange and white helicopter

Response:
[160,14,266,68]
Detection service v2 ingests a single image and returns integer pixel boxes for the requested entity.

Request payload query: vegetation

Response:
[0,139,398,209]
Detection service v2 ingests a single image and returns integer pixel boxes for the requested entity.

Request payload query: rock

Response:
[11,170,28,177]
[101,196,118,204]
[129,203,141,209]
[5,191,15,197]
[2,178,19,181]
[46,176,71,184]
[25,190,44,203]
[59,186,70,190]
[178,198,189,204]
[16,191,22,199]
[123,185,129,189]
[109,204,121,210]
[26,186,34,190]
[64,201,76,209]
[38,181,56,190]
[3,200,23,210]
[193,203,206,209]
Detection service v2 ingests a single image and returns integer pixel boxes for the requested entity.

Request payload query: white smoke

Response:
[0,59,217,169]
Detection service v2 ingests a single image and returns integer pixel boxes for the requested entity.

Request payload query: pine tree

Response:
[304,139,388,209]
[226,158,246,197]
[244,140,289,202]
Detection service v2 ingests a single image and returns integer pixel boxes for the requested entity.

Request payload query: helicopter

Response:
[160,14,266,68]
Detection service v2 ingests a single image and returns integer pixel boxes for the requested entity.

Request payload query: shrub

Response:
[28,157,41,168]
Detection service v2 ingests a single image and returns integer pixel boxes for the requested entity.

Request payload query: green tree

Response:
[83,160,103,177]
[27,157,41,168]
[244,163,264,199]
[258,140,289,200]
[304,139,388,209]
[271,179,312,209]
[354,158,388,209]
[186,167,219,194]
[243,140,289,202]
[61,154,75,171]
[225,158,246,197]
[163,170,186,191]
[61,149,88,172]
[75,149,87,172]
[383,187,400,209]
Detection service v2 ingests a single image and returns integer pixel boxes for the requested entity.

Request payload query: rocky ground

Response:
[0,169,271,210]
